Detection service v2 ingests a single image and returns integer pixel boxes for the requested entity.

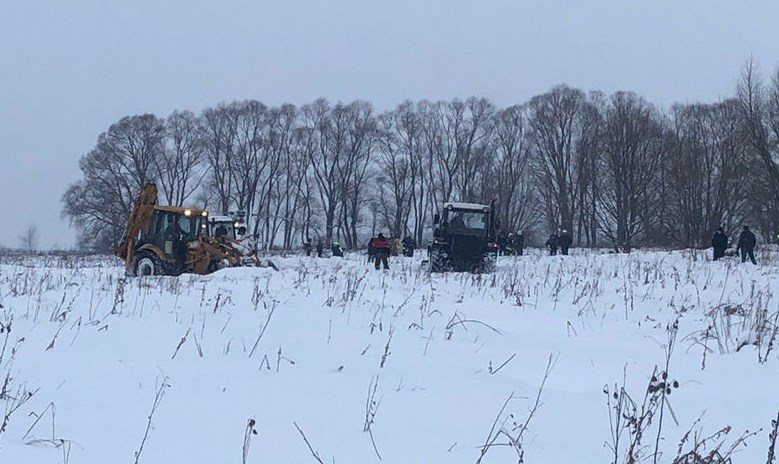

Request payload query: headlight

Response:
[202,211,208,217]
[184,209,192,217]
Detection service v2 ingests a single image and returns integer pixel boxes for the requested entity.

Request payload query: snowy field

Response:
[2,248,779,463]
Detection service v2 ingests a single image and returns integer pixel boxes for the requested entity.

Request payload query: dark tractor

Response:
[427,202,499,273]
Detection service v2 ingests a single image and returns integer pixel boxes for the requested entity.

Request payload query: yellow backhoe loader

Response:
[116,184,250,276]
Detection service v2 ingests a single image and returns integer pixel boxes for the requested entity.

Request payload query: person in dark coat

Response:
[545,233,560,256]
[711,227,728,261]
[515,231,524,256]
[369,233,391,270]
[402,236,415,257]
[316,241,323,258]
[497,232,508,256]
[331,241,344,257]
[736,225,757,264]
[505,233,515,256]
[559,230,572,255]
[449,213,466,229]
[367,238,376,264]
[303,240,312,257]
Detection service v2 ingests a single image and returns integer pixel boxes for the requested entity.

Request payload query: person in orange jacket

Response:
[369,233,391,270]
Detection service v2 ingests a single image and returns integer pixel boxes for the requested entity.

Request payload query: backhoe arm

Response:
[115,183,158,270]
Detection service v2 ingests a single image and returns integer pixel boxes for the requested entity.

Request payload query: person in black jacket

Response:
[559,230,572,255]
[515,231,524,256]
[736,225,757,264]
[402,236,415,257]
[545,233,559,256]
[505,233,515,256]
[331,241,344,257]
[497,232,508,256]
[711,227,728,261]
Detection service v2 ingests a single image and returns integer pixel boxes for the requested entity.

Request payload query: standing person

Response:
[545,233,560,256]
[392,238,403,256]
[367,238,376,264]
[736,225,757,264]
[234,226,255,256]
[402,236,415,257]
[497,231,508,256]
[369,233,391,270]
[711,227,728,261]
[505,232,515,256]
[303,240,312,257]
[559,230,572,255]
[316,241,323,258]
[331,241,344,257]
[515,231,524,256]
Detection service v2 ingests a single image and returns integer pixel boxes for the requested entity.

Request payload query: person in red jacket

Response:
[369,233,391,270]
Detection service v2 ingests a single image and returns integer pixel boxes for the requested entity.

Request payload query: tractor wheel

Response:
[133,253,162,277]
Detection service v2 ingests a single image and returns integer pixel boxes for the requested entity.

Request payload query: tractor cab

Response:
[435,203,491,237]
[208,215,240,241]
[141,206,209,261]
[208,211,247,241]
[428,202,499,273]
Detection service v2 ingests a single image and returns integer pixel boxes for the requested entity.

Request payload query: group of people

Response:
[545,230,573,256]
[303,239,345,258]
[712,225,758,264]
[301,233,399,271]
[501,229,574,257]
[497,231,524,256]
[302,224,764,268]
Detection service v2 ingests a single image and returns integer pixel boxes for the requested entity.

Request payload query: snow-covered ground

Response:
[2,248,779,463]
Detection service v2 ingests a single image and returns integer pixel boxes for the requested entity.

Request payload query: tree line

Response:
[63,61,779,252]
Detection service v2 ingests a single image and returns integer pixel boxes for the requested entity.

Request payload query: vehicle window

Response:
[177,216,192,236]
[152,211,173,240]
[445,210,488,233]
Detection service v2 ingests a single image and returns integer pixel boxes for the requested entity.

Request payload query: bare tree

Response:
[375,105,415,237]
[336,101,375,248]
[666,100,750,247]
[574,94,605,247]
[597,92,665,252]
[301,99,341,244]
[450,97,495,202]
[302,99,375,246]
[528,85,585,233]
[738,60,779,236]
[260,104,297,249]
[19,224,38,253]
[62,114,165,250]
[156,110,206,206]
[379,101,431,244]
[488,104,539,234]
[200,103,239,213]
[232,100,270,217]
[419,100,457,212]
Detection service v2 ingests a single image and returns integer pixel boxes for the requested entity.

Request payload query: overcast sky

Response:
[1,0,777,249]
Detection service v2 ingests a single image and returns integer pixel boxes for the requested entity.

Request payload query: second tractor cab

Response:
[208,211,247,241]
[116,184,245,276]
[427,201,499,273]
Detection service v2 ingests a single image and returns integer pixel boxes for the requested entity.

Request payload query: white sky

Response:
[1,0,777,249]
